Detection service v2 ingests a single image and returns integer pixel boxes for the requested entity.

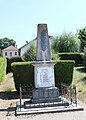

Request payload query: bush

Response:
[51,36,59,53]
[11,62,34,92]
[83,47,86,68]
[51,53,59,61]
[51,32,81,53]
[6,56,23,73]
[23,44,36,61]
[58,52,83,66]
[12,60,74,92]
[55,60,75,86]
[0,49,2,57]
[0,57,6,83]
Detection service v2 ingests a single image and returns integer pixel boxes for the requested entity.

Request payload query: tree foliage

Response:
[23,44,36,61]
[78,27,86,51]
[83,47,86,68]
[51,32,81,52]
[51,36,59,53]
[0,37,16,50]
[0,49,2,57]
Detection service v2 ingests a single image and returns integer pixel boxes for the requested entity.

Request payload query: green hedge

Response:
[6,56,23,73]
[12,60,74,92]
[0,57,6,83]
[11,62,34,92]
[55,60,75,86]
[58,52,83,66]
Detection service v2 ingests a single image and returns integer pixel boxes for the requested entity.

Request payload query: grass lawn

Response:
[73,67,86,102]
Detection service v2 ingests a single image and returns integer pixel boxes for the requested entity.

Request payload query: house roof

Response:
[19,35,53,50]
[2,45,18,51]
[19,39,36,50]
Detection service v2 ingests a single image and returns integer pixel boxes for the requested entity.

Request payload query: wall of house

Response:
[19,39,51,56]
[20,44,30,56]
[2,50,18,57]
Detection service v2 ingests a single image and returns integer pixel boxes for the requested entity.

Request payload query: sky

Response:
[0,0,86,48]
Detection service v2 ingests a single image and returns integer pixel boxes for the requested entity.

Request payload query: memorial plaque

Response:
[34,66,55,88]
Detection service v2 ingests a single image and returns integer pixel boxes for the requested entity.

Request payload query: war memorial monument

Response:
[15,24,83,115]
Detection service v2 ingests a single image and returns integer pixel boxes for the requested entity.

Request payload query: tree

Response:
[0,37,16,50]
[51,32,81,53]
[0,49,2,56]
[78,27,86,51]
[23,44,36,61]
[51,36,59,53]
[83,47,86,68]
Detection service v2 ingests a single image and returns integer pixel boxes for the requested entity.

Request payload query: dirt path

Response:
[0,73,15,91]
[0,73,86,120]
[0,73,19,120]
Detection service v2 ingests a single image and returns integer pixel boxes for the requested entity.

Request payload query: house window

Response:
[15,52,17,56]
[10,52,12,56]
[5,52,7,56]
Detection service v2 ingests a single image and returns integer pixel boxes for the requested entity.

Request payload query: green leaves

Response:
[78,27,86,51]
[51,32,81,52]
[0,37,16,50]
[23,44,36,61]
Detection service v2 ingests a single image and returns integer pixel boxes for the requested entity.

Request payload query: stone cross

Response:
[36,24,51,61]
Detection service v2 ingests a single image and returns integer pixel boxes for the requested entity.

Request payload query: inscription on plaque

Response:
[35,66,55,88]
[40,69,49,82]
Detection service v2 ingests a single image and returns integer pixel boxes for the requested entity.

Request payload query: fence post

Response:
[20,84,22,111]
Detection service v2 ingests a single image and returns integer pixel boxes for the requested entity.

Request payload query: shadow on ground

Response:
[0,91,19,100]
[76,67,86,73]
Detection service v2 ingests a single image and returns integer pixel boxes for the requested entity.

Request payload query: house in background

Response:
[19,39,36,56]
[19,36,53,56]
[2,45,18,57]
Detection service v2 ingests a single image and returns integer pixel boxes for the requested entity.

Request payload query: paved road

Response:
[5,110,86,120]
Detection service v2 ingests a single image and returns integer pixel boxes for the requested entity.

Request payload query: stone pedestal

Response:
[32,61,56,88]
[31,61,60,103]
[31,87,60,103]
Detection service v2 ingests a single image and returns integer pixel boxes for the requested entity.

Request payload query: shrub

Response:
[78,27,86,51]
[58,52,83,66]
[51,32,81,53]
[12,60,74,92]
[0,49,2,57]
[0,57,6,83]
[55,60,75,86]
[83,47,86,68]
[51,36,59,53]
[23,44,36,61]
[11,62,34,92]
[51,53,59,61]
[6,56,23,73]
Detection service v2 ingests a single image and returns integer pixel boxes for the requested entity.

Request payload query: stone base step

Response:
[24,100,69,109]
[15,104,84,116]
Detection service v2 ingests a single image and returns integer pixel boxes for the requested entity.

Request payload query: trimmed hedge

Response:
[11,62,34,92]
[58,52,83,66]
[6,56,23,73]
[55,60,75,86]
[0,57,6,83]
[12,60,74,92]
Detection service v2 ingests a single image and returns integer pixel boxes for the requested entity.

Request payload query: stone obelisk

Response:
[36,24,51,61]
[32,24,60,103]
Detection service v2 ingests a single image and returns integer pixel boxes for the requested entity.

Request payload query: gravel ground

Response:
[1,110,86,120]
[0,73,86,120]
